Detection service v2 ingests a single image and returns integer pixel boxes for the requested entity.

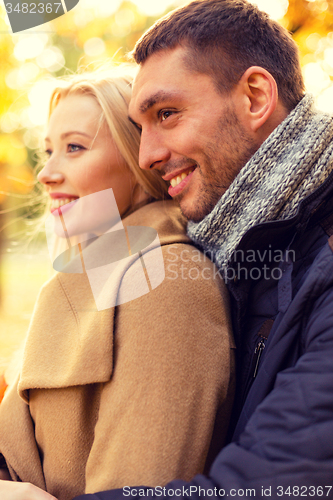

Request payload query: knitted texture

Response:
[187,94,333,273]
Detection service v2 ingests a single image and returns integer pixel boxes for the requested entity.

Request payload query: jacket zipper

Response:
[253,337,266,379]
[239,332,268,411]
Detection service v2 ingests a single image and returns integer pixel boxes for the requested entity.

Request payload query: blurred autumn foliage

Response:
[286,0,333,87]
[287,0,332,35]
[0,373,7,402]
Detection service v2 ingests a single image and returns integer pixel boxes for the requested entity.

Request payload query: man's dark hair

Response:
[132,0,305,112]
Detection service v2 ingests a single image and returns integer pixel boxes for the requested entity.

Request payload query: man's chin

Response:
[179,200,213,223]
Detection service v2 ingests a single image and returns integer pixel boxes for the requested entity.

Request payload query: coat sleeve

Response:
[0,376,46,488]
[84,243,235,493]
[75,255,333,500]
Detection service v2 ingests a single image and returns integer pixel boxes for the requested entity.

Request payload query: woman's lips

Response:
[50,197,79,215]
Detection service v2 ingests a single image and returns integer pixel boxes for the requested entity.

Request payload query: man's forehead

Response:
[131,48,187,96]
[135,46,186,79]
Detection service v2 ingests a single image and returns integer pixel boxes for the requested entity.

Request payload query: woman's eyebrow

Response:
[44,131,93,142]
[60,131,92,139]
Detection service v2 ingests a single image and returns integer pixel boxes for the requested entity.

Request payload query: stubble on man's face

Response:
[176,104,258,222]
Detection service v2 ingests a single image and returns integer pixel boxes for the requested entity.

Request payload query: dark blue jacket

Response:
[74,171,333,500]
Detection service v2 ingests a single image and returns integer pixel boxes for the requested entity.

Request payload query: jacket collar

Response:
[226,169,333,282]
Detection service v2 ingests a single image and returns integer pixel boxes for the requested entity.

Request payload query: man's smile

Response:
[168,167,196,197]
[170,167,195,187]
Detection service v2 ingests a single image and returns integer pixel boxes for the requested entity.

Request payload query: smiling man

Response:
[129,47,261,222]
[74,0,333,498]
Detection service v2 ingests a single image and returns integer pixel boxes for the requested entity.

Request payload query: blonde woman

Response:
[0,69,235,500]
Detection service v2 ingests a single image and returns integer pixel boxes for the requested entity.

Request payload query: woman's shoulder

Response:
[123,200,190,247]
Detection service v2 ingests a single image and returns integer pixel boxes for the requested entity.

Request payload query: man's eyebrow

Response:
[138,90,181,114]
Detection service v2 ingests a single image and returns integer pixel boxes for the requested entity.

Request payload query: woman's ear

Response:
[237,66,278,133]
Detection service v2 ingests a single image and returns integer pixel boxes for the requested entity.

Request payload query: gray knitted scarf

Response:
[187,94,333,274]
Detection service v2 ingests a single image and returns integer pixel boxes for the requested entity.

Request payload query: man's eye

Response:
[68,144,83,153]
[160,110,174,121]
[45,149,52,157]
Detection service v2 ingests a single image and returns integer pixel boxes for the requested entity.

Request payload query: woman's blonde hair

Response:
[48,67,169,201]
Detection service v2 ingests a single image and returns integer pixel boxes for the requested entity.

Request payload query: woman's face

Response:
[38,92,135,237]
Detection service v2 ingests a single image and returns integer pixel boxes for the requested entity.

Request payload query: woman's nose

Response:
[37,159,65,186]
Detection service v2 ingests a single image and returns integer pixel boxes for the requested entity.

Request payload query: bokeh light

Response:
[249,0,288,20]
[132,0,184,16]
[84,37,106,57]
[28,79,58,126]
[303,62,331,94]
[81,0,122,17]
[13,35,47,61]
[36,47,65,72]
[0,113,20,134]
[5,63,40,91]
[317,85,333,113]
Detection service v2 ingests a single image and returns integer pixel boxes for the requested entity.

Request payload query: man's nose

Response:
[139,129,171,171]
[37,157,65,186]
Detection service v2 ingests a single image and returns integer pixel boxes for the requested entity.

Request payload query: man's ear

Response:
[237,66,278,133]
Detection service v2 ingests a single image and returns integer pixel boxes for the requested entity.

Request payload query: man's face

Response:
[129,46,258,221]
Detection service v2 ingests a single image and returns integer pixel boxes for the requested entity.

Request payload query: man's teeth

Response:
[170,169,194,188]
[51,198,76,210]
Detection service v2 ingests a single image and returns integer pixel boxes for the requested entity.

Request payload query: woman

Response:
[0,69,235,500]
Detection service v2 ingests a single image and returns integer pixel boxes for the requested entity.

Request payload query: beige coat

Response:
[0,200,235,500]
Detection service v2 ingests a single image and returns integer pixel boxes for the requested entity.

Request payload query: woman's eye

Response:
[45,149,52,157]
[68,144,83,153]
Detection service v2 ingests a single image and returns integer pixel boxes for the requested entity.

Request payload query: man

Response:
[75,0,333,498]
